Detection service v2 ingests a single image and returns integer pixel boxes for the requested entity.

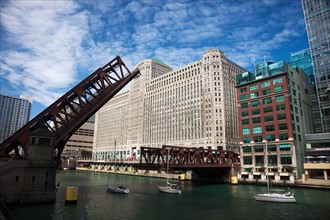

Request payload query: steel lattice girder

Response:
[140,145,240,169]
[0,56,140,161]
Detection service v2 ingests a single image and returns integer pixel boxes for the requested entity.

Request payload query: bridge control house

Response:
[236,61,315,184]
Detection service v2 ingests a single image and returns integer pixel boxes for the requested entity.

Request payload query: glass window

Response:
[276,104,285,111]
[242,111,249,117]
[278,123,288,130]
[242,128,250,135]
[254,136,262,142]
[254,146,264,152]
[268,155,277,166]
[240,94,248,100]
[264,106,273,113]
[242,146,252,153]
[264,115,274,122]
[275,95,285,102]
[279,144,291,151]
[261,81,270,88]
[274,86,283,93]
[267,145,277,152]
[280,154,292,165]
[273,78,283,85]
[250,92,259,99]
[251,100,260,107]
[242,119,249,125]
[253,126,262,134]
[243,156,252,165]
[243,137,250,143]
[250,85,258,91]
[265,125,274,131]
[277,114,286,120]
[266,134,275,141]
[252,109,260,115]
[263,97,272,105]
[240,87,247,93]
[252,117,261,124]
[241,102,248,108]
[255,155,264,166]
[262,89,271,95]
[279,133,288,140]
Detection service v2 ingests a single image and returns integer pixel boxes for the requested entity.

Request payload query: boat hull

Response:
[158,186,181,194]
[107,185,129,194]
[253,193,296,203]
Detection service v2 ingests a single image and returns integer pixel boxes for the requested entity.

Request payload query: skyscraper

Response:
[0,94,32,143]
[289,48,314,85]
[302,0,330,133]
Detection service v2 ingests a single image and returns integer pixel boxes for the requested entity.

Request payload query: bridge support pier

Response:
[0,126,57,204]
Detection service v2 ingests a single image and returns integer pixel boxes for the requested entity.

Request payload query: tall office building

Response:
[289,48,314,85]
[93,49,245,160]
[302,0,330,133]
[236,61,314,181]
[0,94,32,143]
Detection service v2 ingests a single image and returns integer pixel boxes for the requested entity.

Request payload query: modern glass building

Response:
[0,94,32,143]
[236,61,314,182]
[289,48,314,85]
[302,0,330,133]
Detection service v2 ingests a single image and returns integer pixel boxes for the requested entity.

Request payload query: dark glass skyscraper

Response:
[302,0,330,133]
[0,94,32,143]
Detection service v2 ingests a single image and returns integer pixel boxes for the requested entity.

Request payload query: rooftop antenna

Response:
[264,55,268,77]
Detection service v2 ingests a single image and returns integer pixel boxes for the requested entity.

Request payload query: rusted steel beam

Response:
[0,56,140,162]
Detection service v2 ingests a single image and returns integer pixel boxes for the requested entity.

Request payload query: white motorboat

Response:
[158,181,182,194]
[107,184,129,194]
[253,141,296,203]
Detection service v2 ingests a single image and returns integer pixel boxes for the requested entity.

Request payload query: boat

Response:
[158,181,182,194]
[157,148,182,194]
[253,141,296,203]
[107,140,129,194]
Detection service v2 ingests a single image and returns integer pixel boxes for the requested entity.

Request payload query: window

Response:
[242,111,249,117]
[243,128,250,135]
[250,92,259,99]
[242,146,252,153]
[277,114,286,120]
[261,81,270,88]
[243,156,252,165]
[279,144,291,151]
[263,98,272,105]
[242,119,249,125]
[252,109,260,115]
[254,146,264,152]
[279,133,288,140]
[240,94,248,100]
[254,136,262,142]
[278,123,288,130]
[268,155,277,166]
[280,154,292,165]
[255,155,264,166]
[275,95,285,102]
[264,115,274,122]
[266,134,275,141]
[264,106,273,113]
[252,117,261,124]
[274,86,283,93]
[267,145,277,152]
[250,85,258,91]
[241,102,248,108]
[276,104,285,111]
[243,137,251,143]
[262,89,271,95]
[240,87,247,93]
[251,100,260,107]
[253,126,262,134]
[265,125,274,132]
[273,78,283,85]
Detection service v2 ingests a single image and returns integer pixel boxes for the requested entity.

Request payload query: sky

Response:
[0,0,309,119]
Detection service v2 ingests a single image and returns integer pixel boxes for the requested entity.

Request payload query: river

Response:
[9,170,330,220]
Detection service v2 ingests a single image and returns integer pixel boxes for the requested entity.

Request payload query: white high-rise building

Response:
[93,49,245,160]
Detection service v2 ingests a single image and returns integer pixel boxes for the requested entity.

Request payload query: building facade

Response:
[0,94,32,143]
[302,0,330,133]
[289,48,314,85]
[236,61,314,183]
[93,49,245,160]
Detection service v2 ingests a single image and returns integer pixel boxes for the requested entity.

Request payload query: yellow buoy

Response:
[231,176,238,184]
[65,186,78,204]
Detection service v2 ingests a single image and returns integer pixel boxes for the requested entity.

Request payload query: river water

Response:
[9,170,330,220]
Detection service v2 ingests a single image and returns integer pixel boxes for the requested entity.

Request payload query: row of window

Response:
[240,93,285,101]
[242,144,291,153]
[241,96,285,108]
[243,154,292,165]
[241,104,286,117]
[239,78,283,93]
[242,133,289,143]
[242,114,286,125]
[242,123,288,134]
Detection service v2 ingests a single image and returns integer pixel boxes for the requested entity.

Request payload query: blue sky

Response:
[0,0,308,119]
